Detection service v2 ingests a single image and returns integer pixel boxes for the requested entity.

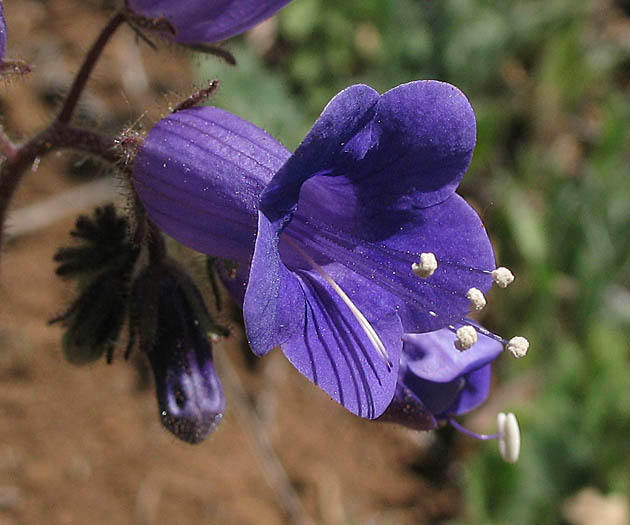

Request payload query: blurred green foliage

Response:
[199,0,630,522]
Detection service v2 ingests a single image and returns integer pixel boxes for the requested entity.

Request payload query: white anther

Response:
[497,412,521,463]
[412,252,438,278]
[491,267,515,288]
[506,336,529,359]
[455,325,477,351]
[466,287,487,311]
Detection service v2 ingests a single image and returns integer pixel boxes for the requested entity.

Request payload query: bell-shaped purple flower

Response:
[379,327,503,430]
[125,0,292,45]
[133,262,225,444]
[132,80,499,421]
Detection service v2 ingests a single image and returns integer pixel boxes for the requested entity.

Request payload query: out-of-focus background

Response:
[1,0,629,523]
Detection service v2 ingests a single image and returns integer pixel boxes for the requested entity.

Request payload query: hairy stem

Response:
[0,10,129,268]
[57,11,126,124]
[0,124,123,267]
[54,125,122,165]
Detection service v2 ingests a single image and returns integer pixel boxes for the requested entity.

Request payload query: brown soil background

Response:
[1,2,473,523]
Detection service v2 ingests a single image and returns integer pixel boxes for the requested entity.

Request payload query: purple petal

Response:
[283,269,403,418]
[243,213,306,352]
[127,0,292,44]
[403,327,503,383]
[398,363,492,418]
[379,327,501,427]
[261,81,475,224]
[376,194,495,332]
[245,213,403,417]
[363,80,477,208]
[444,364,491,416]
[132,106,290,263]
[245,253,402,419]
[261,83,381,222]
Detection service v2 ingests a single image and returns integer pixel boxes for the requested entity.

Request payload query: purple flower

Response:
[378,327,503,430]
[132,262,226,444]
[126,0,292,45]
[132,81,503,421]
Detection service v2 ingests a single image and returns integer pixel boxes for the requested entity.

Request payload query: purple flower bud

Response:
[126,0,292,44]
[134,263,225,444]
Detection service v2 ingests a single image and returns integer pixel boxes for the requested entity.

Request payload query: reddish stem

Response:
[0,10,128,269]
[57,11,126,124]
[0,125,123,268]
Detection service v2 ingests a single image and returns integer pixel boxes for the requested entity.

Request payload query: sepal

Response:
[50,206,139,365]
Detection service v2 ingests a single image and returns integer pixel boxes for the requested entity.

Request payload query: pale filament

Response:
[284,237,392,370]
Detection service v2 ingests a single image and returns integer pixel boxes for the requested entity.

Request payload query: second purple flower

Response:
[125,0,292,45]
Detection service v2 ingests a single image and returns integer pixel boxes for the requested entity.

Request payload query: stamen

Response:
[284,238,392,370]
[466,287,486,311]
[497,412,521,463]
[462,320,531,358]
[465,320,508,344]
[492,267,515,288]
[447,417,502,440]
[455,325,477,351]
[411,252,437,278]
[449,413,521,464]
[506,336,529,359]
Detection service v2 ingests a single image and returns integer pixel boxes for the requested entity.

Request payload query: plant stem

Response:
[0,9,129,268]
[0,127,17,161]
[54,125,122,165]
[0,124,123,268]
[57,11,126,124]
